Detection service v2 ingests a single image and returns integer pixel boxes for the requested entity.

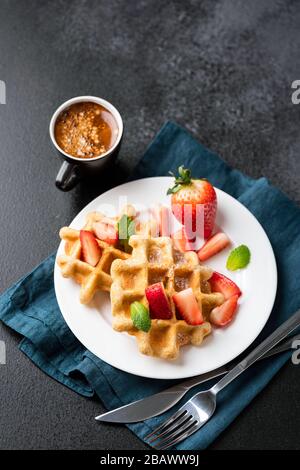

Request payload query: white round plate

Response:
[54,177,277,380]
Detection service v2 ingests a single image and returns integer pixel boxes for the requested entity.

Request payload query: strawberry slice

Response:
[93,221,118,245]
[197,232,230,262]
[145,282,173,319]
[172,229,188,252]
[210,271,241,300]
[172,288,203,325]
[210,294,239,326]
[80,230,101,266]
[171,228,195,252]
[151,205,172,237]
[159,206,172,236]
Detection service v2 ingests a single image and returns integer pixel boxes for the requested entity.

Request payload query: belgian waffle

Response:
[110,235,224,360]
[57,211,130,304]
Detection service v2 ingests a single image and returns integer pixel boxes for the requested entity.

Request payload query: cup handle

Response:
[55,161,80,191]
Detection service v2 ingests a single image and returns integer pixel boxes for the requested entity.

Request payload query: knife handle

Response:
[177,366,228,391]
[174,332,299,394]
[211,309,300,395]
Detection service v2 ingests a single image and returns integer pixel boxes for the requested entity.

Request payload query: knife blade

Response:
[95,333,300,423]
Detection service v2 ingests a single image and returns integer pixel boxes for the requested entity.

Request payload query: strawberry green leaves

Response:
[167,165,192,195]
[226,245,251,271]
[117,214,135,253]
[130,302,151,332]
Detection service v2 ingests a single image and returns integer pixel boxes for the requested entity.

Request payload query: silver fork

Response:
[146,308,300,449]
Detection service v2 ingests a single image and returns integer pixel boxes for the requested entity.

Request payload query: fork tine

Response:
[158,422,200,450]
[145,408,187,440]
[154,419,198,450]
[148,413,192,444]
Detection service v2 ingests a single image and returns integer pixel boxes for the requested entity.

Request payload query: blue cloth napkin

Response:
[1,121,300,450]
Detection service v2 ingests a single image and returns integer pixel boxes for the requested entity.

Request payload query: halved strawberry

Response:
[210,294,239,327]
[171,228,195,252]
[210,271,241,300]
[80,230,101,267]
[197,232,230,262]
[145,282,172,319]
[172,288,203,325]
[93,221,118,245]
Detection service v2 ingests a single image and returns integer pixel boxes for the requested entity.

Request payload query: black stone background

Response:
[0,0,299,450]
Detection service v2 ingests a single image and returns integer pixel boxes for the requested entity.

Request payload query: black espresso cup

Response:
[49,96,123,191]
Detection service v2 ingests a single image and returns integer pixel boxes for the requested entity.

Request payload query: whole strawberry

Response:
[167,166,217,239]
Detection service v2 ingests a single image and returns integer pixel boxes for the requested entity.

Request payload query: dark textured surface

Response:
[0,0,299,450]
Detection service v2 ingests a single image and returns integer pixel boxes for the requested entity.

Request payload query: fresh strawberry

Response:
[172,288,203,325]
[167,166,217,239]
[197,232,230,262]
[150,205,172,237]
[145,282,172,320]
[210,271,241,299]
[171,228,195,252]
[210,294,239,327]
[93,221,118,245]
[80,230,101,266]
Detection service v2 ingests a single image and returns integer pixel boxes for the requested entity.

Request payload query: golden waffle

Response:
[57,211,130,304]
[110,235,224,360]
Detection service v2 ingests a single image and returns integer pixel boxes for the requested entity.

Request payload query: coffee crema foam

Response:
[54,101,118,159]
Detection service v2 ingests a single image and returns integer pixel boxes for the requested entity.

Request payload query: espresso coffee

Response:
[54,101,118,159]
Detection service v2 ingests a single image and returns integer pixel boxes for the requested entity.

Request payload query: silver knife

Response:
[95,333,300,423]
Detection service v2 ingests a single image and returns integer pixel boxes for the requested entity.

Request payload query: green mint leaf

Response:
[226,245,251,271]
[118,214,128,240]
[118,214,135,253]
[130,302,151,332]
[128,219,135,238]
